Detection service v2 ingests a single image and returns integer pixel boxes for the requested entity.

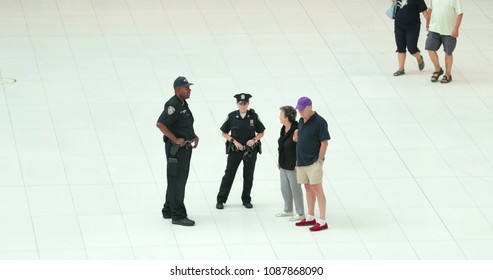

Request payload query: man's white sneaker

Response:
[290,214,305,221]
[276,211,294,217]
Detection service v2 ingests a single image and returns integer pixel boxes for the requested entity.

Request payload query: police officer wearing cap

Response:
[216,93,265,210]
[156,76,199,227]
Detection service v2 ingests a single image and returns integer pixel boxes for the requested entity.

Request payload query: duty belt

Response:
[170,140,193,155]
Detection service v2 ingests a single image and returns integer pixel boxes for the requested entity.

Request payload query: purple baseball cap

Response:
[296,96,312,110]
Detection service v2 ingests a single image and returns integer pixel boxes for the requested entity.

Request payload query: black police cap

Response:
[173,76,193,88]
[234,93,252,104]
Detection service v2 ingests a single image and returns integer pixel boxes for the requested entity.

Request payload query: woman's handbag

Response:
[386,2,397,19]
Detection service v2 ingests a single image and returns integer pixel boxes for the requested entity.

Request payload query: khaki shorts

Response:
[296,161,323,185]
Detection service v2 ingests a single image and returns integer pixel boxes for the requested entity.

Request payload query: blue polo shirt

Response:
[296,112,331,166]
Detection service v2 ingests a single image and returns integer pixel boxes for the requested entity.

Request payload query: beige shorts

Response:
[296,161,323,185]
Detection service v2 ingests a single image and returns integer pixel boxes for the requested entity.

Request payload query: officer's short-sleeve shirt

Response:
[220,109,265,145]
[296,112,331,166]
[157,95,195,140]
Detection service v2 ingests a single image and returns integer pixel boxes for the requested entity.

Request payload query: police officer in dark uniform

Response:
[216,93,265,210]
[156,76,199,227]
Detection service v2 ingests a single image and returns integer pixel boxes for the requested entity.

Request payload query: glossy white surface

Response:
[1,0,493,260]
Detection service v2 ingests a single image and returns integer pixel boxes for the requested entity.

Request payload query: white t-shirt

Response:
[429,0,463,35]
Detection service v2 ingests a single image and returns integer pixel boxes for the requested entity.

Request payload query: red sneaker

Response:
[309,223,328,231]
[295,219,316,226]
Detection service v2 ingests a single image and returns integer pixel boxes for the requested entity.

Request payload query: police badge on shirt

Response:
[167,106,175,115]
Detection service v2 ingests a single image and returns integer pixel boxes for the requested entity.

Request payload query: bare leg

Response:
[444,53,453,77]
[397,52,406,71]
[311,184,326,220]
[412,51,423,64]
[428,50,441,72]
[428,50,444,81]
[305,184,316,217]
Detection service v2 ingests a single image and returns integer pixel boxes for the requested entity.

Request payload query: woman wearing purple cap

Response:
[294,97,331,232]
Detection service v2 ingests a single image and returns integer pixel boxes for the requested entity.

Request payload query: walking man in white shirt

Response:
[425,0,464,84]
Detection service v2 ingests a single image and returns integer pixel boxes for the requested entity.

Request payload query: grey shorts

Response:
[425,31,457,55]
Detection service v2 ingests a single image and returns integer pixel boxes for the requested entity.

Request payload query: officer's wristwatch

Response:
[230,138,234,143]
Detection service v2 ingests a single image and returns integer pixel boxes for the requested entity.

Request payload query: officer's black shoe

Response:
[171,217,195,226]
[216,202,224,210]
[243,202,253,209]
[162,210,171,219]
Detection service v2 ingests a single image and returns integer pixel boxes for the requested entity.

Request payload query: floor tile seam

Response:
[6,0,492,260]
[92,0,163,207]
[335,25,478,259]
[249,0,373,257]
[58,0,151,260]
[1,1,67,261]
[7,0,106,260]
[229,0,300,106]
[298,0,467,260]
[276,0,386,260]
[159,0,235,260]
[31,59,97,261]
[219,0,296,259]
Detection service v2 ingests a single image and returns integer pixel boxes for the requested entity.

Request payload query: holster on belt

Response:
[171,140,193,156]
[225,141,237,154]
[170,141,180,156]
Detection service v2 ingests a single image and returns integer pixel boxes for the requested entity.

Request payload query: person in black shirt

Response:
[216,93,265,210]
[156,76,199,227]
[392,0,429,76]
[276,106,305,221]
[294,97,330,232]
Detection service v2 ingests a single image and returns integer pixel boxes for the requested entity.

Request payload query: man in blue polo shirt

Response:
[294,97,331,232]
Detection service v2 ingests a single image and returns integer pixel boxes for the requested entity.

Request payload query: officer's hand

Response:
[246,139,255,147]
[175,138,186,147]
[234,141,244,151]
[192,136,199,148]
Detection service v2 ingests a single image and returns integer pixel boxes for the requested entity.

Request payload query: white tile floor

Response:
[1,0,493,260]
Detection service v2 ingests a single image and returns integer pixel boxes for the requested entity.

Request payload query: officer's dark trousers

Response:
[217,150,258,204]
[163,142,192,220]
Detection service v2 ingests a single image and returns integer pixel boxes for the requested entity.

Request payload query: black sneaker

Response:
[216,202,224,209]
[171,217,195,226]
[243,202,253,209]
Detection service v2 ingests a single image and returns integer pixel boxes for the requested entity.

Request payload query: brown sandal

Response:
[440,75,452,84]
[431,68,444,82]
